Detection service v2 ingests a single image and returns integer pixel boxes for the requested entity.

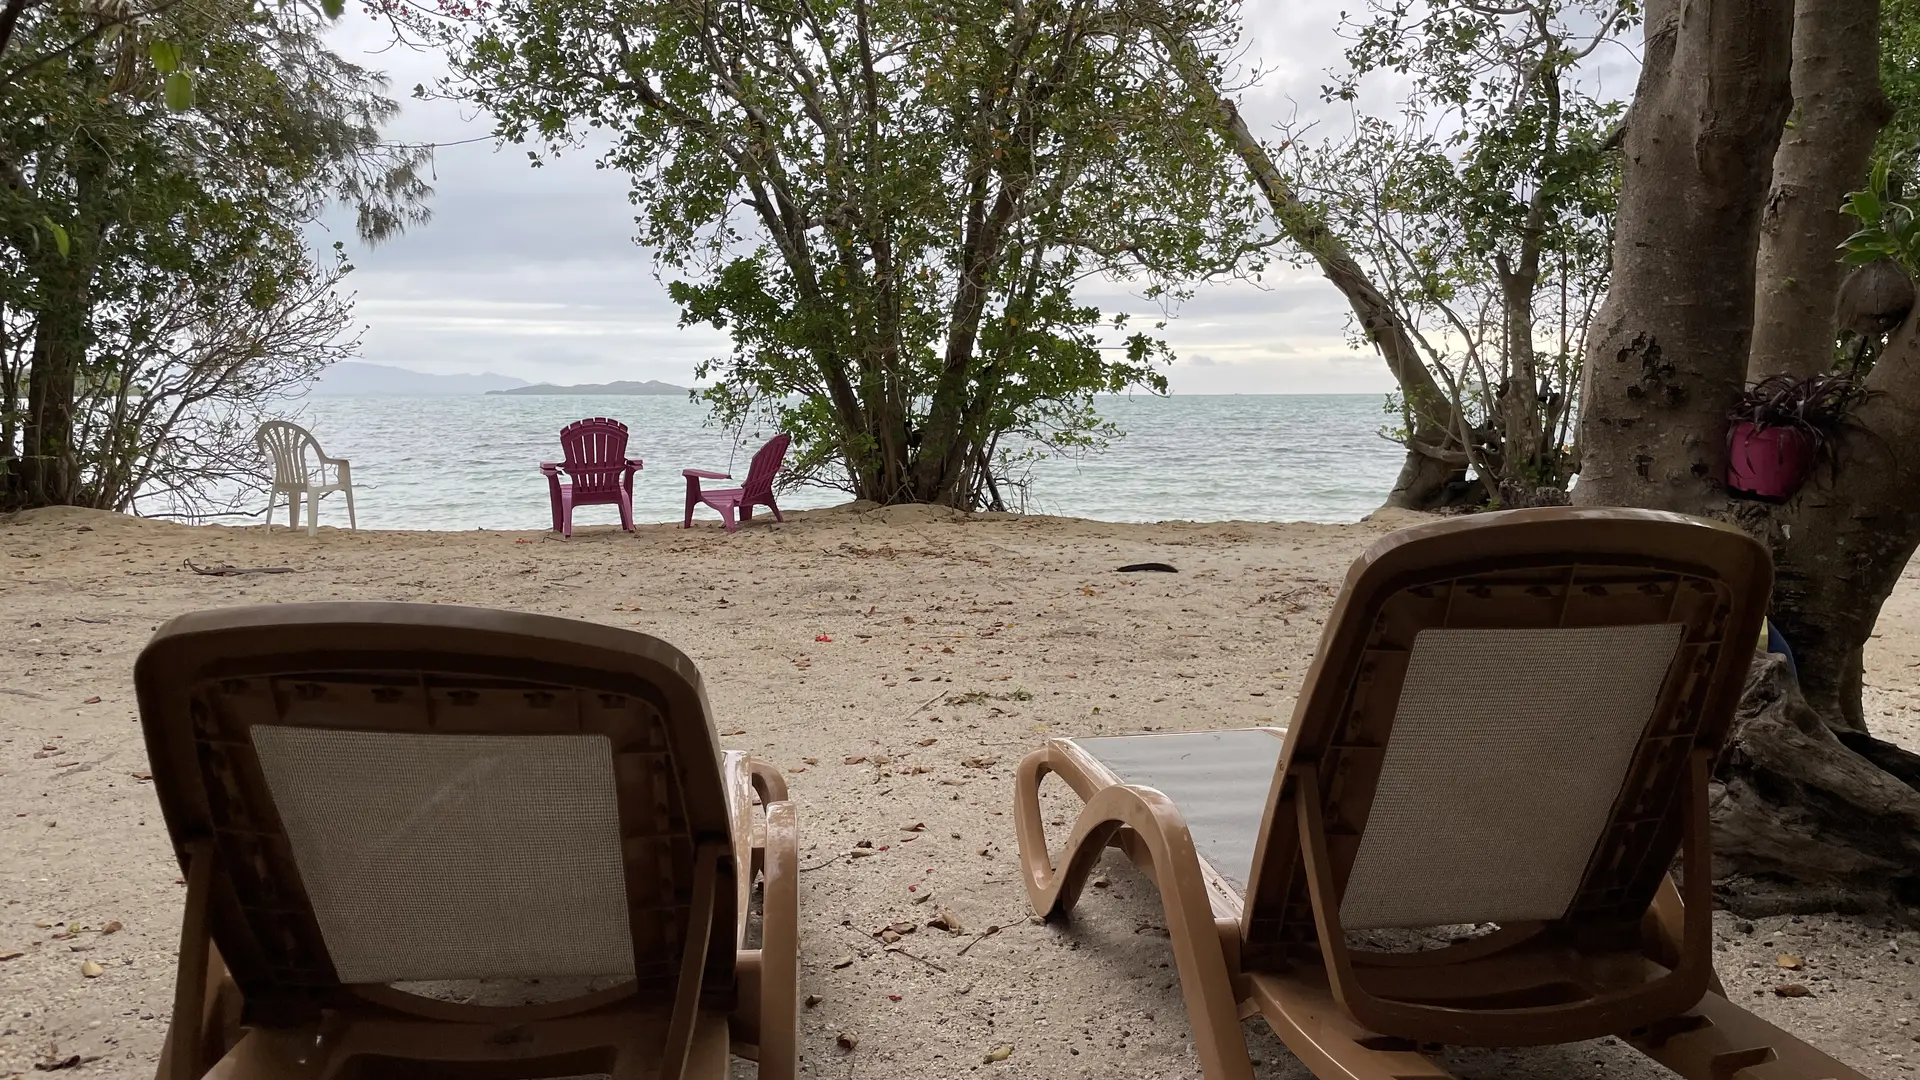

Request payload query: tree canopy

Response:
[0,0,429,513]
[409,0,1270,507]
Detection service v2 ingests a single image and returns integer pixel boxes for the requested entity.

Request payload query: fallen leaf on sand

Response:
[82,697,100,705]
[928,909,963,934]
[80,960,103,978]
[910,890,934,905]
[960,755,999,769]
[34,1055,83,1072]
[804,994,822,1008]
[100,922,121,935]
[33,919,56,929]
[0,951,23,961]
[720,728,747,736]
[1773,983,1812,998]
[837,1032,858,1051]
[1776,954,1804,970]
[850,849,876,859]
[916,737,938,747]
[832,955,854,969]
[844,754,867,765]
[130,772,151,782]
[802,757,820,765]
[901,822,926,832]
[1092,876,1111,889]
[984,1045,1012,1063]
[815,634,834,643]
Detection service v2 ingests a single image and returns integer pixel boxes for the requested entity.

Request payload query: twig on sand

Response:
[0,688,49,699]
[184,560,296,576]
[902,689,946,722]
[887,947,948,974]
[799,854,844,873]
[957,920,1013,956]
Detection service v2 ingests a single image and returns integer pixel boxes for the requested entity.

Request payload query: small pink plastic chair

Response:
[541,417,642,537]
[683,433,791,532]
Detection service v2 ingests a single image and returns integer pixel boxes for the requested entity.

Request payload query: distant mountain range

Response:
[312,363,530,396]
[488,380,692,396]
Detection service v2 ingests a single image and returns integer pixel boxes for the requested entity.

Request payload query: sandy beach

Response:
[2,503,1915,1079]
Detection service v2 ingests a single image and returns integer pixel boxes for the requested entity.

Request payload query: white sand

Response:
[1,503,1914,1079]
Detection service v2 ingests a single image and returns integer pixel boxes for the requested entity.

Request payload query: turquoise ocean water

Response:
[294,393,1405,530]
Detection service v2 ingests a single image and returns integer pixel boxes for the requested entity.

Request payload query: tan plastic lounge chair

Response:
[1014,507,1870,1080]
[135,602,797,1080]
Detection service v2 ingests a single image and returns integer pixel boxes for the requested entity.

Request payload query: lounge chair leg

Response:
[1013,748,1255,1080]
[288,493,299,530]
[719,505,737,533]
[306,491,319,537]
[756,800,799,1080]
[684,477,700,528]
[344,488,356,531]
[768,499,783,523]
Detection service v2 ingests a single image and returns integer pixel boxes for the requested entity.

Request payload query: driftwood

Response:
[1116,562,1178,573]
[1711,653,1920,921]
[184,559,296,576]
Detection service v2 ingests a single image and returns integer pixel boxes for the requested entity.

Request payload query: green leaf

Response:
[321,0,344,18]
[164,70,194,111]
[149,39,181,73]
[40,217,69,258]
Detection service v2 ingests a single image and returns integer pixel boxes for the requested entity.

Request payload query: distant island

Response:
[488,380,693,396]
[312,362,531,396]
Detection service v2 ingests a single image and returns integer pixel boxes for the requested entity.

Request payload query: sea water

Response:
[293,393,1406,530]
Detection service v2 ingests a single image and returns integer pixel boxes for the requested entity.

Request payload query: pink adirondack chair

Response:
[541,417,643,537]
[683,433,791,532]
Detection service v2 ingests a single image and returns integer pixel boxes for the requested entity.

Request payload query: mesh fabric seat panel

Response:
[251,727,635,984]
[1337,623,1684,930]
[1071,730,1284,895]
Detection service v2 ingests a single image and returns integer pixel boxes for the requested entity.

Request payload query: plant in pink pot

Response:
[1725,372,1868,502]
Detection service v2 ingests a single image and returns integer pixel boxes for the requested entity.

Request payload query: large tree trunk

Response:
[13,253,88,508]
[1573,0,1795,511]
[1741,305,1920,736]
[1749,0,1890,381]
[1575,0,1920,915]
[1156,29,1465,511]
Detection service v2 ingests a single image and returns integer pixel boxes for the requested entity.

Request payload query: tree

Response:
[1288,1,1628,509]
[1574,0,1920,913]
[1158,2,1629,510]
[412,0,1268,508]
[0,0,429,514]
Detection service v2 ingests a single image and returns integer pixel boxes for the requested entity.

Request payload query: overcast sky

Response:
[315,4,1640,394]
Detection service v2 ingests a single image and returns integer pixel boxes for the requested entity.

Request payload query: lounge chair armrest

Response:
[539,462,562,475]
[624,458,644,469]
[683,469,731,480]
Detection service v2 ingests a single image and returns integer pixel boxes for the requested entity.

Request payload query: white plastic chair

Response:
[256,421,356,536]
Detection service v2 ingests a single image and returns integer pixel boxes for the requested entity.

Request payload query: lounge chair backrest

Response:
[257,421,323,488]
[559,417,632,498]
[741,433,790,505]
[134,602,737,1021]
[1239,507,1770,963]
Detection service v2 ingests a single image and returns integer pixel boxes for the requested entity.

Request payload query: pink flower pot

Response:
[1726,421,1814,502]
